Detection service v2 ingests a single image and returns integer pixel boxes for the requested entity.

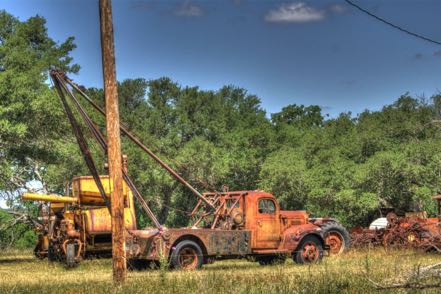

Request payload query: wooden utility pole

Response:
[99,0,126,283]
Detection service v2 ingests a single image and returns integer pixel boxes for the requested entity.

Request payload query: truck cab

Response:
[223,191,324,256]
[250,194,281,249]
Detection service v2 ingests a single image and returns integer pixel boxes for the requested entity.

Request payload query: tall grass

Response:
[0,249,440,293]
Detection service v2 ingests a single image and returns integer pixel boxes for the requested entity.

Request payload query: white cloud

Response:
[175,2,204,17]
[264,2,325,23]
[329,4,347,14]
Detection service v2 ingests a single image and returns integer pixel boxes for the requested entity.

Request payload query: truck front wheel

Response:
[170,240,203,270]
[293,235,324,264]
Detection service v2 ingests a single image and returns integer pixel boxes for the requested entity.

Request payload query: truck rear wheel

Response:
[170,240,203,270]
[293,235,324,264]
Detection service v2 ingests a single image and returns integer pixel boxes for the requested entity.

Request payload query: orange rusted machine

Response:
[351,196,441,250]
[22,174,137,267]
[23,70,350,269]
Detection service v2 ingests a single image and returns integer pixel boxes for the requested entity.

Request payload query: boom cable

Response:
[344,0,441,45]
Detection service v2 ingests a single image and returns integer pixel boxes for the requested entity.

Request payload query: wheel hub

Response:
[325,232,344,255]
[178,247,198,270]
[302,242,319,262]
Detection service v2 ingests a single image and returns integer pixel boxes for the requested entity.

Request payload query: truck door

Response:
[255,198,280,248]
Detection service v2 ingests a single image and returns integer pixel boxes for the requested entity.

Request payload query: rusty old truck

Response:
[126,190,350,269]
[21,70,350,269]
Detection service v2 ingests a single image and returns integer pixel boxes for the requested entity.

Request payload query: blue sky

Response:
[1,0,441,117]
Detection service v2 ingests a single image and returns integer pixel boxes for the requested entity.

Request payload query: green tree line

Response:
[1,11,441,247]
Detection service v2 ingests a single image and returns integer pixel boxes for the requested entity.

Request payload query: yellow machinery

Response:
[22,193,78,203]
[22,175,136,267]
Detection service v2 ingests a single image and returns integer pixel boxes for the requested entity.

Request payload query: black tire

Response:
[257,254,287,265]
[293,235,324,264]
[34,246,47,260]
[47,243,58,262]
[65,243,77,268]
[320,221,351,255]
[170,240,203,270]
[34,235,47,259]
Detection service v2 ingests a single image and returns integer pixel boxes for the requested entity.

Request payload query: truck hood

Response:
[280,210,309,219]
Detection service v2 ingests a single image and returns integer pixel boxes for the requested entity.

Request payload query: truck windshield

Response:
[258,199,275,214]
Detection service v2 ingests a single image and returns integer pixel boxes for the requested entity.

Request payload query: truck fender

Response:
[281,223,325,253]
[170,234,208,260]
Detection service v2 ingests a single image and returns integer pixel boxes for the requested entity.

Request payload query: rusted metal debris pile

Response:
[351,213,441,251]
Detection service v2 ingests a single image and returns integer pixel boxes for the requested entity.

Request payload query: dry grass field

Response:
[0,248,440,293]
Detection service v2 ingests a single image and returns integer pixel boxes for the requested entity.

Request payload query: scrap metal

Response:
[351,209,441,251]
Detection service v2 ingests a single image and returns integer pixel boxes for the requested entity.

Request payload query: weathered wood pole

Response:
[99,0,126,283]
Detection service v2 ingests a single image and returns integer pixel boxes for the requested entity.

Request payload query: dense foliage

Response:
[0,10,79,247]
[1,11,441,247]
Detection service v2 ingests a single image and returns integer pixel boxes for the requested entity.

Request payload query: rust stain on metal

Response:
[351,212,441,251]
